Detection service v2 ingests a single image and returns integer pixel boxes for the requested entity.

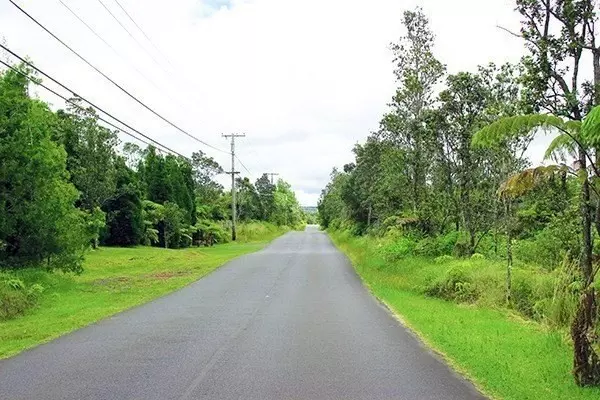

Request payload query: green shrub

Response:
[471,253,485,260]
[415,237,441,257]
[425,265,479,303]
[434,255,454,264]
[436,231,460,255]
[0,276,44,320]
[510,274,535,317]
[380,237,416,261]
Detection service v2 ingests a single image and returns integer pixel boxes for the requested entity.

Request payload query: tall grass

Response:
[330,229,600,400]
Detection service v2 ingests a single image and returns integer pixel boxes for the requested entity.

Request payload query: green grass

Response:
[330,231,600,400]
[0,231,283,359]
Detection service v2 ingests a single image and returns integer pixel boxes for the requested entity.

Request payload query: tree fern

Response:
[498,165,569,199]
[581,105,600,147]
[544,133,578,162]
[472,114,566,148]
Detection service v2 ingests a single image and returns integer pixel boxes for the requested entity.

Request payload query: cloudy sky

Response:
[1,0,550,205]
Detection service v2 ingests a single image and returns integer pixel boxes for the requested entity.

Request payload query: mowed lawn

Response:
[0,241,270,359]
[332,233,600,400]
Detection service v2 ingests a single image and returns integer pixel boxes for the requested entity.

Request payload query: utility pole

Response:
[222,133,245,241]
[266,172,279,185]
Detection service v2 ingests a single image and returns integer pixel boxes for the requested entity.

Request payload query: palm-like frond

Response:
[581,105,600,147]
[544,133,578,162]
[472,114,568,148]
[498,165,569,199]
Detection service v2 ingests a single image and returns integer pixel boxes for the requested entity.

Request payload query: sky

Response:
[0,0,555,206]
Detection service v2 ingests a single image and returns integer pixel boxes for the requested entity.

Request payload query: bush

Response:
[380,237,417,262]
[513,223,577,269]
[414,237,440,257]
[425,265,479,303]
[0,275,44,320]
[434,255,454,264]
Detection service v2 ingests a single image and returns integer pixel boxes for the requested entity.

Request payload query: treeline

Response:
[0,66,304,274]
[319,1,600,386]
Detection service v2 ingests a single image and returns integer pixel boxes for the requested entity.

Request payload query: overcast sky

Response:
[1,0,556,206]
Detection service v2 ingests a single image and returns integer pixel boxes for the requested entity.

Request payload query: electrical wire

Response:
[235,155,252,176]
[57,0,186,109]
[0,50,188,160]
[112,0,175,69]
[8,0,229,154]
[94,0,167,74]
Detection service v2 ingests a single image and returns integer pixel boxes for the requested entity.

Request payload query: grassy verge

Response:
[0,227,286,359]
[330,230,600,400]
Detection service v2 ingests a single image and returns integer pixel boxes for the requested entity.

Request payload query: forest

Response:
[319,0,600,389]
[0,62,304,318]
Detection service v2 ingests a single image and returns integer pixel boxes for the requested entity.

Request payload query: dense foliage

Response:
[0,66,305,275]
[319,2,600,386]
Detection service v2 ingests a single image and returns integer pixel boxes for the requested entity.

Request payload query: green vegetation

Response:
[331,231,600,400]
[0,222,286,359]
[0,55,305,349]
[319,0,600,389]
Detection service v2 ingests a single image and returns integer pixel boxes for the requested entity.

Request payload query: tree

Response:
[103,158,144,246]
[271,180,303,227]
[236,177,261,221]
[56,101,119,211]
[0,67,86,272]
[378,7,444,219]
[255,173,276,220]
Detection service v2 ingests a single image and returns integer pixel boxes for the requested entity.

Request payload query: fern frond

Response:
[498,164,569,199]
[473,114,567,148]
[544,133,578,162]
[581,106,600,147]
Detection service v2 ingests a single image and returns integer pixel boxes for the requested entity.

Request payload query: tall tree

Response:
[0,67,86,272]
[379,7,445,219]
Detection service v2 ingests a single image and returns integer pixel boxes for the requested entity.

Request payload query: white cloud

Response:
[0,0,572,206]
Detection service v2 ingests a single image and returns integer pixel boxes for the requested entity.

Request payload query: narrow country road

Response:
[0,226,485,400]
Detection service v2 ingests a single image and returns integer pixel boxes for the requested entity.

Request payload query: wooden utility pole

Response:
[266,172,279,184]
[222,133,245,241]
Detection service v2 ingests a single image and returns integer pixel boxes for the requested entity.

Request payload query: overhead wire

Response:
[111,0,175,69]
[8,0,229,155]
[56,0,187,111]
[0,45,188,160]
[235,155,252,176]
[94,0,167,74]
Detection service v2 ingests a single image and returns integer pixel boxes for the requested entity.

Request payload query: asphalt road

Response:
[0,226,485,400]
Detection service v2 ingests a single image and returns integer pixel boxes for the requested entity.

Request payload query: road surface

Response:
[0,226,485,400]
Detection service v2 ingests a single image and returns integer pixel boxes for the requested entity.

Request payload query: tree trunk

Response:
[596,150,600,236]
[505,199,513,305]
[571,148,600,386]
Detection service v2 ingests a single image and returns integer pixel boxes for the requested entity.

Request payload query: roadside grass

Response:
[330,231,600,400]
[0,228,285,359]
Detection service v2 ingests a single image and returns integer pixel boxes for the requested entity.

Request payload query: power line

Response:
[0,46,188,160]
[0,58,185,158]
[235,155,252,176]
[57,0,182,108]
[112,0,174,69]
[94,0,167,74]
[8,0,228,155]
